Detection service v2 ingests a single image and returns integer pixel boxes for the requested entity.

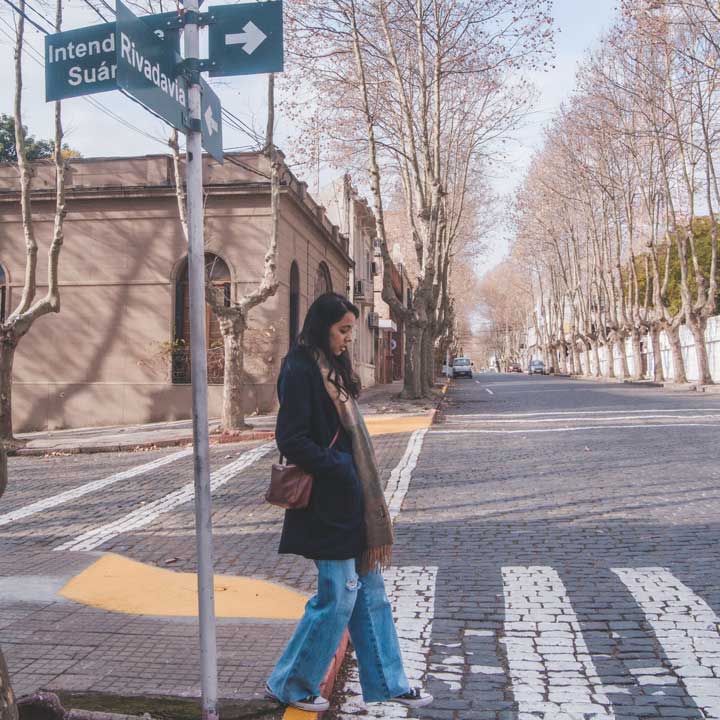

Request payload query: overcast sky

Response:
[0,0,619,270]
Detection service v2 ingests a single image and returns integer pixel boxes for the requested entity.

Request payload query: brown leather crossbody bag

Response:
[265,427,341,510]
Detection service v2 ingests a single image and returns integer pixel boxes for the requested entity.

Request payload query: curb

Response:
[568,375,708,392]
[13,392,444,457]
[431,379,451,425]
[318,631,350,717]
[11,431,276,457]
[311,388,447,717]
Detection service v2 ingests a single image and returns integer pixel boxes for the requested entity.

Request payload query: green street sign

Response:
[200,79,223,163]
[116,0,187,131]
[45,14,181,102]
[207,1,283,78]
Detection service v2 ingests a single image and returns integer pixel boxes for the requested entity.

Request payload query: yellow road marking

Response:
[365,414,432,436]
[282,708,317,720]
[60,554,309,619]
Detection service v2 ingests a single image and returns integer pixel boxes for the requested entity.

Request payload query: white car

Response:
[451,357,473,378]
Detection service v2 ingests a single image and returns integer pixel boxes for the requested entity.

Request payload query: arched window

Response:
[173,253,231,384]
[0,265,6,323]
[314,261,332,300]
[289,261,300,348]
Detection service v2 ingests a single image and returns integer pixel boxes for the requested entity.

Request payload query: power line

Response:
[77,0,111,23]
[94,0,116,18]
[224,153,271,180]
[0,18,168,147]
[221,106,263,145]
[0,0,48,34]
[19,0,55,30]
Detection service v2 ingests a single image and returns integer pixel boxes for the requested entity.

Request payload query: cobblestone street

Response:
[3,373,720,719]
[0,424,418,713]
[331,374,720,719]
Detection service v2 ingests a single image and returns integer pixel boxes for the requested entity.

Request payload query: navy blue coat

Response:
[275,345,366,560]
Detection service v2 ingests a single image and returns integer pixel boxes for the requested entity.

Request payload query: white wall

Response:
[577,315,720,383]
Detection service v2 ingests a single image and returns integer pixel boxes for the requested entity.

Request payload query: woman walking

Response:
[265,292,433,713]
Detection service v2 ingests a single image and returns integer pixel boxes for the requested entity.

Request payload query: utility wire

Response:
[221,108,263,147]
[17,0,55,30]
[0,0,48,34]
[95,0,116,18]
[225,153,271,180]
[77,0,111,23]
[0,18,168,147]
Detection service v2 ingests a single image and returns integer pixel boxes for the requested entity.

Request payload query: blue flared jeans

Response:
[267,558,411,703]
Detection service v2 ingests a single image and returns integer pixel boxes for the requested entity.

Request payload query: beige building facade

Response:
[319,174,377,388]
[0,152,351,432]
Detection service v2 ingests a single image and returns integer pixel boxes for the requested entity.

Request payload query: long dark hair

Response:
[296,292,361,399]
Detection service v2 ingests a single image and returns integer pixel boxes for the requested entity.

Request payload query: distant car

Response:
[529,360,546,375]
[451,357,473,378]
[508,362,522,373]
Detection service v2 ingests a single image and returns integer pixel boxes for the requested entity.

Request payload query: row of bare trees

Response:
[482,0,720,383]
[282,0,554,398]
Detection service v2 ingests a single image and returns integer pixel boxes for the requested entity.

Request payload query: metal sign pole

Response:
[183,0,219,718]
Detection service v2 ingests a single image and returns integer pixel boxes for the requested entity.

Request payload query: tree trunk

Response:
[630,329,643,381]
[604,342,615,379]
[0,432,16,720]
[220,315,250,432]
[616,335,630,380]
[421,325,434,394]
[0,331,17,445]
[558,344,568,375]
[572,343,582,376]
[650,325,664,383]
[665,323,688,384]
[0,646,17,720]
[402,322,423,399]
[687,316,712,386]
[591,341,601,377]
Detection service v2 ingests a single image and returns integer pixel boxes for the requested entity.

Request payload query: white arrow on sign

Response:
[225,21,267,55]
[204,105,218,136]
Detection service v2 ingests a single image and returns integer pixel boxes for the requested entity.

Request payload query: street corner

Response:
[364,414,432,436]
[59,553,309,619]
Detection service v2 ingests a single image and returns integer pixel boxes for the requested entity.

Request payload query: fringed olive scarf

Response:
[317,353,393,574]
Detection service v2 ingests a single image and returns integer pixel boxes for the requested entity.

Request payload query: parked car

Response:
[529,360,546,375]
[508,362,522,373]
[451,357,473,378]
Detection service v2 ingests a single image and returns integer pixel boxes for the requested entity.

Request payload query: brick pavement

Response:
[0,431,414,714]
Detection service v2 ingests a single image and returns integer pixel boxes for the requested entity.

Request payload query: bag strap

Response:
[279,425,342,465]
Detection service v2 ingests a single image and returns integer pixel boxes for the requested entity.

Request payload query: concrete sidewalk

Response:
[14,380,442,456]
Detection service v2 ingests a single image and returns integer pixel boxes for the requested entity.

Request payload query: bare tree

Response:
[283,0,553,398]
[169,74,280,432]
[506,2,720,386]
[0,1,67,713]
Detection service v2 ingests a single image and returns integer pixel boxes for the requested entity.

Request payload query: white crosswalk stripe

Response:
[384,429,427,521]
[613,567,720,718]
[502,566,615,719]
[0,447,193,528]
[53,442,274,552]
[332,561,720,718]
[336,566,438,719]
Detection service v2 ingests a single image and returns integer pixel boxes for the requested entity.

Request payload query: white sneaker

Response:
[264,684,331,712]
[390,687,434,708]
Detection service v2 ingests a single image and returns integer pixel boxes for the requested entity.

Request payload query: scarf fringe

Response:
[360,545,393,575]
